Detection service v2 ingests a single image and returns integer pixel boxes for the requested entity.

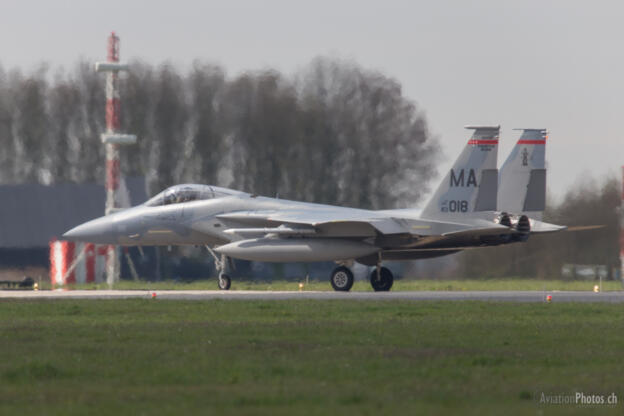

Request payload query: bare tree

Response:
[47,69,81,183]
[0,57,441,213]
[296,58,439,209]
[8,68,49,183]
[0,65,14,183]
[184,62,226,185]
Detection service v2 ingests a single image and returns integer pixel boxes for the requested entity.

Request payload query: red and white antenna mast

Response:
[95,32,137,285]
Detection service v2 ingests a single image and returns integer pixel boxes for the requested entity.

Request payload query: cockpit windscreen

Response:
[144,184,241,207]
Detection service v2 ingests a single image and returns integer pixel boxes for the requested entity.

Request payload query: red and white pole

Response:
[96,32,136,285]
[105,32,121,213]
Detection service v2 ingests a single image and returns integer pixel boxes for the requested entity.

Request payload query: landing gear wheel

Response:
[218,274,231,290]
[370,267,393,292]
[330,266,354,292]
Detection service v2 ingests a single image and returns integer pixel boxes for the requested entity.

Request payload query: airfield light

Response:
[95,32,137,286]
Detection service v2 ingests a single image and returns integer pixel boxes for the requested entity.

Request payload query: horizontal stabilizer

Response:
[529,219,567,233]
[565,225,604,232]
[442,224,514,238]
[384,246,482,252]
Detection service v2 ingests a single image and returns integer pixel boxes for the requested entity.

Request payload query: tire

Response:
[370,267,393,292]
[218,274,231,290]
[330,266,354,292]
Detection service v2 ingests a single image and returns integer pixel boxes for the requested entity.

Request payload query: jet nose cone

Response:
[63,216,115,244]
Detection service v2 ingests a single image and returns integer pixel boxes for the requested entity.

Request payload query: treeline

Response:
[460,175,621,279]
[0,57,619,278]
[0,57,439,210]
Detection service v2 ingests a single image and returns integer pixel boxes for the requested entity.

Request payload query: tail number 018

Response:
[448,200,468,213]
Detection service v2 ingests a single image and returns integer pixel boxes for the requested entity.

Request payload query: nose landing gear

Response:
[218,273,231,290]
[206,245,232,290]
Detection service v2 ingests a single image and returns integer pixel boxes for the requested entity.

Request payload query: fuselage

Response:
[63,184,522,265]
[67,191,402,246]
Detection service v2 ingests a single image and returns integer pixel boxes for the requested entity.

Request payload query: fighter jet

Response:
[63,126,565,291]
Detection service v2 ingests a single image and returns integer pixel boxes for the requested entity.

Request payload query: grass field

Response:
[1,299,623,415]
[45,278,624,292]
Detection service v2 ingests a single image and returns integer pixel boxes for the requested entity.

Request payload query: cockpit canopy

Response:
[144,184,244,207]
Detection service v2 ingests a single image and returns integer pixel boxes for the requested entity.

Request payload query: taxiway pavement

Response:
[1,290,623,302]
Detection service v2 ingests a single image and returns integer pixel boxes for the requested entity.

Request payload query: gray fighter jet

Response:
[63,126,565,291]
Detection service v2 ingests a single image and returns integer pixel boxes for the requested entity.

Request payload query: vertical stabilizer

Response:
[421,125,499,219]
[497,129,547,220]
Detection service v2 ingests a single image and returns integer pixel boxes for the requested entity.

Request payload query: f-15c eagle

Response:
[64,126,564,291]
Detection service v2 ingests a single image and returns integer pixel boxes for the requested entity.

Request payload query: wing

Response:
[216,209,408,237]
[210,208,515,263]
[198,204,532,264]
[214,209,513,241]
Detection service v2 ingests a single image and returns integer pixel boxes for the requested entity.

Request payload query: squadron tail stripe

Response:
[468,139,499,145]
[517,140,545,145]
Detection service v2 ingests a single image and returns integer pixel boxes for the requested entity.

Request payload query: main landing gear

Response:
[206,245,231,290]
[370,266,393,292]
[330,266,354,291]
[329,262,394,292]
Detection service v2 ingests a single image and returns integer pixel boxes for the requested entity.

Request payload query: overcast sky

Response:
[1,0,622,203]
